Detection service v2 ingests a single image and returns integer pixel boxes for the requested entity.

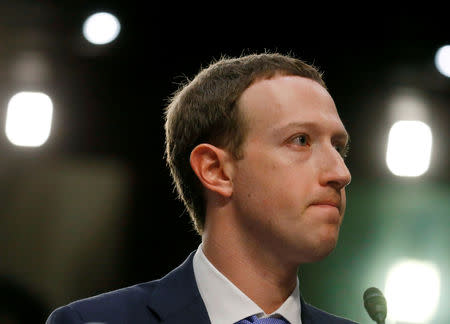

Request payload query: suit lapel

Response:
[146,251,329,324]
[300,295,315,324]
[146,251,210,323]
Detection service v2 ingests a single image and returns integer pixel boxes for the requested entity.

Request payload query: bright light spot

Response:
[435,45,450,77]
[386,121,432,177]
[83,12,121,45]
[385,259,440,323]
[5,92,53,147]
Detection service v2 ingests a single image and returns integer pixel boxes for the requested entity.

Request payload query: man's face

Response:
[230,75,351,264]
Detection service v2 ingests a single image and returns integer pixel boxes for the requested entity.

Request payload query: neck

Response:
[202,214,299,314]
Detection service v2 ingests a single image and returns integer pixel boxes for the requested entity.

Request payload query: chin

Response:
[303,234,339,263]
[308,247,336,263]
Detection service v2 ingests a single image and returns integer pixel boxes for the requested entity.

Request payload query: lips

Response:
[310,199,341,210]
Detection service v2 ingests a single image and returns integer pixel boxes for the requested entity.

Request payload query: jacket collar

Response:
[300,295,314,324]
[145,250,324,324]
[146,251,210,323]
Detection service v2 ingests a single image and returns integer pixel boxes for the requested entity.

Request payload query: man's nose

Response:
[318,145,352,191]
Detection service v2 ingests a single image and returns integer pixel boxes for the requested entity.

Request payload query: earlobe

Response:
[190,144,233,198]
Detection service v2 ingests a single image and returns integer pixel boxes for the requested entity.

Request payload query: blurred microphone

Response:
[363,287,387,324]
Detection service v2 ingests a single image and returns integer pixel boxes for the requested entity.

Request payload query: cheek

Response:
[234,160,277,214]
[340,189,347,216]
[235,157,312,215]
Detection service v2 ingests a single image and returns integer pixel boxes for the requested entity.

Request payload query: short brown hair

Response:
[164,53,325,234]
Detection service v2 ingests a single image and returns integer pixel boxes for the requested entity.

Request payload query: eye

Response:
[291,134,309,146]
[335,143,350,159]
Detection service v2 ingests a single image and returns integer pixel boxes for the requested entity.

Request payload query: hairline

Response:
[228,71,326,159]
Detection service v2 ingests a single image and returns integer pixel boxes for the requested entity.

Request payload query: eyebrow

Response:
[274,121,350,144]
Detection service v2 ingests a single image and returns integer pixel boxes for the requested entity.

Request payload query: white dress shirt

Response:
[193,243,302,324]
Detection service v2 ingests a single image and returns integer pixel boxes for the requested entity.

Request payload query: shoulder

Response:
[303,302,359,323]
[46,280,160,324]
[46,252,201,324]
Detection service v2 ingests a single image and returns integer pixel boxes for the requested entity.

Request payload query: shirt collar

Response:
[193,243,302,324]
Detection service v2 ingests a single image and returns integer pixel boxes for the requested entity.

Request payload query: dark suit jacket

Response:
[46,251,358,323]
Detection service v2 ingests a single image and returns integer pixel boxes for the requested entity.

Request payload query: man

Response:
[47,53,357,323]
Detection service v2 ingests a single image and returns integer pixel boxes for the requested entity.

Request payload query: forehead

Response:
[238,75,347,137]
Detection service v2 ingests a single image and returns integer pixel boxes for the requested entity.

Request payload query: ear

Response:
[190,144,233,198]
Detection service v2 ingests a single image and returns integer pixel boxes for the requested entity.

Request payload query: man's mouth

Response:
[310,199,341,211]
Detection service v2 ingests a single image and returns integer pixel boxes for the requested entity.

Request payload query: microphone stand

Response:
[363,287,387,324]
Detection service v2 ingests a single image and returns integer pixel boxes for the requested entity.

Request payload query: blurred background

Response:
[0,2,448,323]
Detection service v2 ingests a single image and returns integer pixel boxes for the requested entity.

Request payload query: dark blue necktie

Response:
[235,314,290,324]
